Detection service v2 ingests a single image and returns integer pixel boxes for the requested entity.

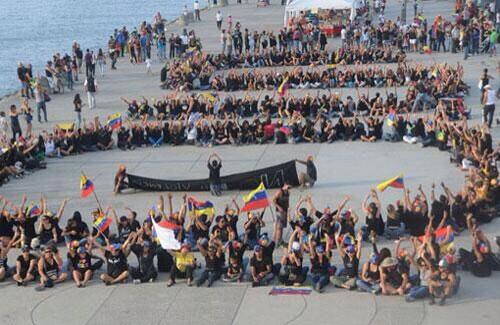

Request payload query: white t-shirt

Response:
[216,12,222,22]
[145,58,152,68]
[45,140,55,155]
[194,2,200,10]
[485,89,496,106]
[341,28,347,40]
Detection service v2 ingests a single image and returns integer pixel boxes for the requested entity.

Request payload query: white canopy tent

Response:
[284,0,363,26]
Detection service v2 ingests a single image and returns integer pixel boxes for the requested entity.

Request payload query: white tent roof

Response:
[285,0,353,12]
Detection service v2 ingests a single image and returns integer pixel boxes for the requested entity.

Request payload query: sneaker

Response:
[187,279,192,287]
[167,280,174,287]
[405,295,415,302]
[133,279,141,285]
[17,281,23,287]
[35,285,46,292]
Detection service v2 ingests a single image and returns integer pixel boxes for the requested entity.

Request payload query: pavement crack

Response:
[230,284,249,325]
[366,294,379,325]
[156,286,182,325]
[282,294,308,325]
[84,286,117,325]
[30,285,74,325]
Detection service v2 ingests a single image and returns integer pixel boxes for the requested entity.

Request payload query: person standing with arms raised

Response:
[208,153,222,196]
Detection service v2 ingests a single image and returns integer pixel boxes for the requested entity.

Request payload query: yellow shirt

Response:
[172,252,194,272]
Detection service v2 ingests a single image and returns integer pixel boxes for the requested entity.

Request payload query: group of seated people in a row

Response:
[160,45,407,89]
[0,160,498,304]
[162,61,465,94]
[0,71,471,187]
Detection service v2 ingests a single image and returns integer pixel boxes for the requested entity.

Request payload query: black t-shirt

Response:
[228,244,246,263]
[204,253,222,271]
[17,253,37,274]
[250,255,270,274]
[20,216,39,239]
[261,241,275,264]
[341,254,359,278]
[192,217,211,240]
[72,253,92,272]
[404,211,427,237]
[208,162,221,182]
[105,250,128,275]
[306,160,317,181]
[310,254,330,274]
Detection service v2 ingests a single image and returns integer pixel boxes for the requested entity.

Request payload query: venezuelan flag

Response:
[93,216,112,233]
[277,77,289,97]
[241,182,269,212]
[27,204,42,217]
[187,197,215,217]
[376,174,404,192]
[107,113,122,130]
[386,109,396,127]
[80,175,95,198]
[418,226,454,251]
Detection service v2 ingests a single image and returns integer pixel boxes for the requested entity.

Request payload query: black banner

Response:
[125,160,300,192]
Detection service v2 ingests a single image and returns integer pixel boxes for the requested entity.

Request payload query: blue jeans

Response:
[356,279,380,293]
[412,92,432,112]
[385,223,405,240]
[196,269,220,287]
[148,136,164,147]
[406,285,428,301]
[311,273,330,290]
[37,102,47,122]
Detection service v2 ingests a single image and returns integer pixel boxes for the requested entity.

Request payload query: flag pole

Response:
[81,171,104,212]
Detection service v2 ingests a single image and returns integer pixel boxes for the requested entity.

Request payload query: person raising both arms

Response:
[208,153,222,196]
[95,233,134,285]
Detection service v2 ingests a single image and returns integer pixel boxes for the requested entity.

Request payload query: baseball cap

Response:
[254,245,262,253]
[346,245,355,253]
[369,253,378,264]
[316,245,324,253]
[77,247,86,254]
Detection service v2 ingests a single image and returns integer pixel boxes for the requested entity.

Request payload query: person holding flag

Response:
[80,174,95,198]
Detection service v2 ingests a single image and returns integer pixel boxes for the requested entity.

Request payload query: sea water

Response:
[0,0,196,97]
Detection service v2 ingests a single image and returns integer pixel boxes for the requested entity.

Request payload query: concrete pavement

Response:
[0,1,499,325]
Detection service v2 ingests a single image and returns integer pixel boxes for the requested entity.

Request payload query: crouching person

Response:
[131,240,158,284]
[71,246,93,288]
[331,231,362,290]
[96,236,132,285]
[196,239,223,287]
[250,245,274,287]
[309,241,332,293]
[13,245,38,286]
[168,242,196,287]
[278,238,308,286]
[36,246,67,291]
[428,258,459,306]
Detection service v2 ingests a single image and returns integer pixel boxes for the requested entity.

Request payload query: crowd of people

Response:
[0,144,498,303]
[0,0,499,313]
[0,59,477,187]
